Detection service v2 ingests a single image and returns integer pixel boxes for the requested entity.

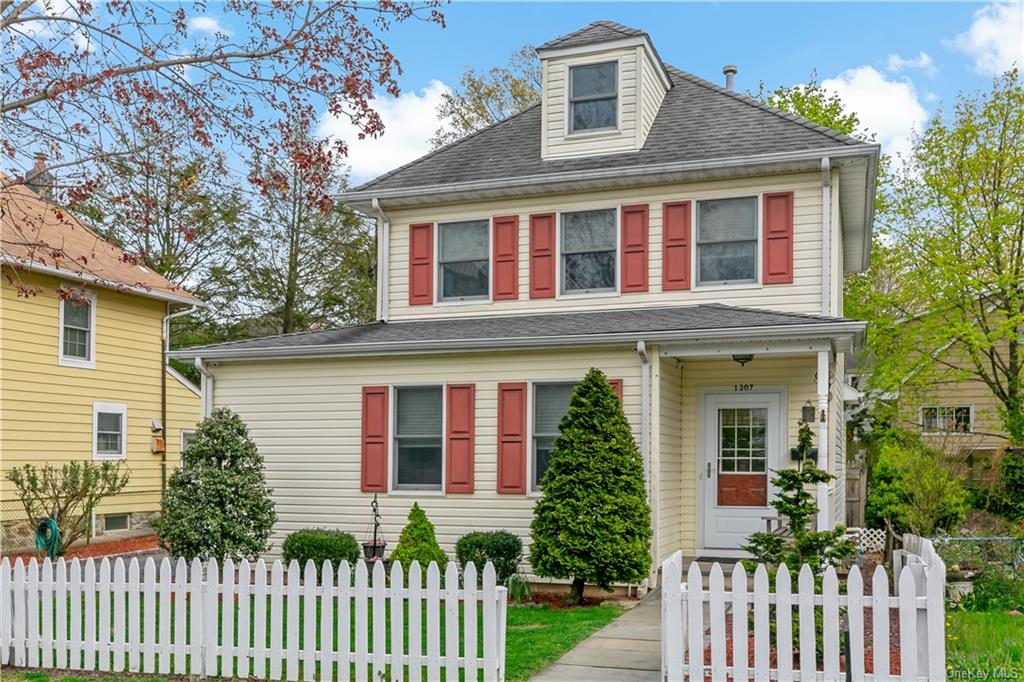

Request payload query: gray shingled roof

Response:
[172,304,861,358]
[539,20,646,50]
[353,62,867,194]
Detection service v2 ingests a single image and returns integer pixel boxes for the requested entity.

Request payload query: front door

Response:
[701,390,784,550]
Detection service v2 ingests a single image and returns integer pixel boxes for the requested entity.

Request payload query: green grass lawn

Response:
[2,601,622,682]
[946,610,1024,677]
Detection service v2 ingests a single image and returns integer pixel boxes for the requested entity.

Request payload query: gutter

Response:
[371,198,390,322]
[0,254,201,305]
[169,320,866,362]
[339,145,880,209]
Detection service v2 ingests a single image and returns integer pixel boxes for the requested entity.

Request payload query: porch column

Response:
[816,350,830,530]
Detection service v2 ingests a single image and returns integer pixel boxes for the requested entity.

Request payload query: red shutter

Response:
[662,201,692,291]
[608,378,624,403]
[762,192,794,285]
[496,382,527,494]
[408,222,434,305]
[445,384,476,493]
[492,215,519,301]
[529,213,556,299]
[360,386,388,492]
[620,204,649,293]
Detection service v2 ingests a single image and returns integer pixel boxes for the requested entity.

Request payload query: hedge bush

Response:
[455,531,522,584]
[282,528,359,575]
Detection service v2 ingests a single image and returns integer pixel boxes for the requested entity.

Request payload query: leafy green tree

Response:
[390,503,448,567]
[529,368,651,604]
[214,138,376,336]
[756,73,861,137]
[430,46,540,148]
[862,70,1024,445]
[158,408,277,561]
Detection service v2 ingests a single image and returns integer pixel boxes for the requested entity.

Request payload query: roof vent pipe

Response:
[722,65,738,90]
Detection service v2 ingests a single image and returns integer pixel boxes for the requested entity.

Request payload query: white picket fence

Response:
[0,556,508,681]
[661,545,947,681]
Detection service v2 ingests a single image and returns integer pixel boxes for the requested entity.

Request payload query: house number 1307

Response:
[734,384,754,392]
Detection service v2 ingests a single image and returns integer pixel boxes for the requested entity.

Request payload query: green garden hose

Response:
[35,517,61,560]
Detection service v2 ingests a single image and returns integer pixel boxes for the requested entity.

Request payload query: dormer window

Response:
[569,62,618,133]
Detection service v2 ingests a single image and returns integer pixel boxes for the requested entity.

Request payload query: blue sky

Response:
[219,2,1020,184]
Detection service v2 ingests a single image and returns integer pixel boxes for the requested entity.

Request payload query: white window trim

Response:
[93,401,128,461]
[692,194,763,289]
[556,207,621,299]
[58,288,96,369]
[920,404,974,435]
[434,219,494,306]
[565,58,622,137]
[389,383,447,494]
[180,429,196,461]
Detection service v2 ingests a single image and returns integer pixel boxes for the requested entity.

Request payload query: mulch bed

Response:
[2,535,160,563]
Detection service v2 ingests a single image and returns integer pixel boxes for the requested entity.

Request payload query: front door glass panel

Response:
[717,407,768,506]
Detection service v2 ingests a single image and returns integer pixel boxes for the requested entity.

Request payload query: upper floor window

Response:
[697,197,758,286]
[533,381,576,490]
[561,209,616,294]
[93,401,127,460]
[59,290,95,368]
[439,220,489,301]
[394,386,443,490]
[922,405,972,434]
[569,62,617,133]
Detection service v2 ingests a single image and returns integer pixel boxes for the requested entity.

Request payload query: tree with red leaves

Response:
[1,0,444,294]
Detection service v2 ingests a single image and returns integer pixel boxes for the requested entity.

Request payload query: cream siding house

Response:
[1,183,202,549]
[173,21,879,578]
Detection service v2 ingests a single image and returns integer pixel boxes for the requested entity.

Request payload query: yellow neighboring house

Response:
[0,182,202,551]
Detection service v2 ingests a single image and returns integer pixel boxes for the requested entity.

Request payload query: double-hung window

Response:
[532,382,576,490]
[696,197,758,285]
[569,62,617,133]
[561,209,616,294]
[60,291,95,367]
[394,386,443,490]
[93,402,127,460]
[921,405,972,433]
[438,220,489,301]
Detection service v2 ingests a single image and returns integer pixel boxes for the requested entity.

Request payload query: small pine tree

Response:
[390,503,448,567]
[158,408,277,561]
[529,368,652,604]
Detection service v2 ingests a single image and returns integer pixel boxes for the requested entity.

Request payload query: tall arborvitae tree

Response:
[529,368,651,604]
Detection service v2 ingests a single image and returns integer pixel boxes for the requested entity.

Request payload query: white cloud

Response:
[821,66,928,162]
[189,16,230,36]
[885,52,938,78]
[947,2,1024,75]
[318,80,451,184]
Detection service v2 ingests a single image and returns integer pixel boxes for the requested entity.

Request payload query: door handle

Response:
[707,462,712,478]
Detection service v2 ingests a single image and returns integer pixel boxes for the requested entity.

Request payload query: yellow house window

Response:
[93,401,127,460]
[59,289,96,369]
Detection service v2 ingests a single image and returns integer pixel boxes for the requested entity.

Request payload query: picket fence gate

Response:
[661,549,946,681]
[0,556,508,681]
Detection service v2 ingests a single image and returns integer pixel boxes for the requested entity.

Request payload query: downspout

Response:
[161,304,197,491]
[818,158,833,530]
[194,357,215,419]
[821,157,832,316]
[372,198,390,322]
[635,340,651,496]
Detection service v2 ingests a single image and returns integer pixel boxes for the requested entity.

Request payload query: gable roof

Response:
[170,303,864,360]
[349,64,872,196]
[0,183,201,304]
[538,20,646,50]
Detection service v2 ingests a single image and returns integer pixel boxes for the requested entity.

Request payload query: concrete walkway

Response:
[531,590,662,681]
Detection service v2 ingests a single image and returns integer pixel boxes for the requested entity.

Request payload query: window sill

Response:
[692,282,763,293]
[93,453,126,462]
[59,356,95,369]
[558,289,619,300]
[435,298,489,307]
[565,128,621,140]
[388,489,445,497]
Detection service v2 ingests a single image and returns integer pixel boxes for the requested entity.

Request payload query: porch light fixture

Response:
[731,354,754,367]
